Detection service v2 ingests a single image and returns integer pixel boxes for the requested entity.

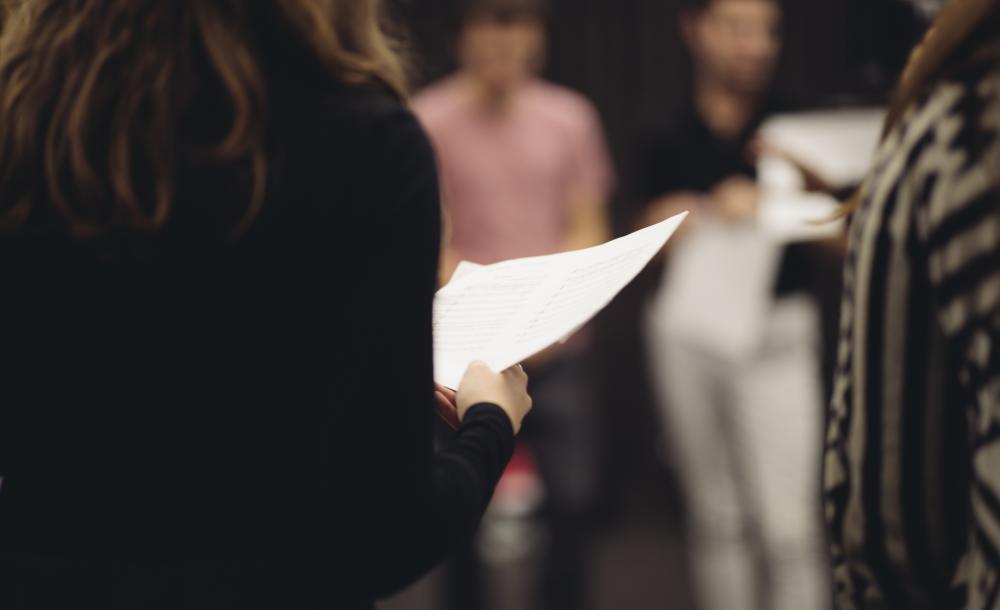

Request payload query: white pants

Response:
[646,296,831,610]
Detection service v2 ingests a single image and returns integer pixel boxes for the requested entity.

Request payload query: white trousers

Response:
[646,296,832,610]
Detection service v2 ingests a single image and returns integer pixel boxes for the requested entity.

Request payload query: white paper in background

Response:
[757,189,845,244]
[433,213,688,389]
[759,107,885,189]
[648,220,782,361]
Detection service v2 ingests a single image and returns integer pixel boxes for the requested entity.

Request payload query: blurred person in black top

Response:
[0,2,533,609]
[638,0,784,226]
[636,1,834,610]
[638,0,844,400]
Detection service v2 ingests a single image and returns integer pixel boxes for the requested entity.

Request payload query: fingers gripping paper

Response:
[433,213,688,389]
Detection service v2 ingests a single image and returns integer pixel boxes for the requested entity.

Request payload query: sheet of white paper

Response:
[759,107,885,188]
[449,261,484,283]
[451,259,585,345]
[433,213,688,388]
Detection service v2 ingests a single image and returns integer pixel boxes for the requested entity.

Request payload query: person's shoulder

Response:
[276,81,435,204]
[311,81,416,129]
[281,80,428,154]
[935,52,1000,165]
[893,51,1000,158]
[868,52,1000,238]
[410,76,467,129]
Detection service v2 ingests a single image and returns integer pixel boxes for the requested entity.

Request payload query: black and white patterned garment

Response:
[825,52,1000,609]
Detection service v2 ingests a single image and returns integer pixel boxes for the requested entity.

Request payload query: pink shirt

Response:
[412,77,614,264]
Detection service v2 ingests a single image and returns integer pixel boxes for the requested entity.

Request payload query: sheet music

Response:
[433,213,687,388]
[449,261,484,283]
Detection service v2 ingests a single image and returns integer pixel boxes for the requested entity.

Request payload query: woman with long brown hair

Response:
[825,0,1000,607]
[0,2,532,609]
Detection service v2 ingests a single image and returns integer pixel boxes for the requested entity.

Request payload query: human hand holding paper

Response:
[433,213,688,389]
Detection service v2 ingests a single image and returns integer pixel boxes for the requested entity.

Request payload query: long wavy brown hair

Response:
[0,0,407,237]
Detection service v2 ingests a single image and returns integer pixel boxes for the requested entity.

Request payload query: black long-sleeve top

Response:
[0,83,514,610]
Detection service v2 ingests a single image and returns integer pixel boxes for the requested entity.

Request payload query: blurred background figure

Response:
[636,0,833,609]
[384,0,934,609]
[411,1,614,609]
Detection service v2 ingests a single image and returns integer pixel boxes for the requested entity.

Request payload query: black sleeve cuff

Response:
[459,402,515,464]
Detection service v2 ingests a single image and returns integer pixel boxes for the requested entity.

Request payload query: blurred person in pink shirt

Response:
[412,2,614,609]
[413,0,613,276]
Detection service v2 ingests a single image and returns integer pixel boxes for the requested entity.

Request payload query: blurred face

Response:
[458,19,546,95]
[685,0,782,95]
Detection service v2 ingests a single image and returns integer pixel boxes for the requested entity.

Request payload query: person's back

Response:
[825,3,1000,607]
[0,3,533,609]
[2,86,409,604]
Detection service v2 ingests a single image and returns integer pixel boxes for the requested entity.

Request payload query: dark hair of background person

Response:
[0,0,406,239]
[458,0,550,25]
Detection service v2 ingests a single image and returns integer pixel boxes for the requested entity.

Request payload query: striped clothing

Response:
[825,53,1000,609]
